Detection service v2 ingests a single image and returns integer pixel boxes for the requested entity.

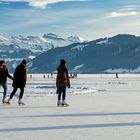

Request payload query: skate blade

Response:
[57,104,69,107]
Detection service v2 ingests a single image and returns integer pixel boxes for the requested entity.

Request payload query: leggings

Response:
[58,86,66,100]
[9,87,24,99]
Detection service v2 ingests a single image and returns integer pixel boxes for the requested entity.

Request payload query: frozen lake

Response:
[0,74,140,140]
[5,73,140,96]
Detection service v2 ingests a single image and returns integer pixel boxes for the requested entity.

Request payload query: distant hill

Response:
[29,34,140,73]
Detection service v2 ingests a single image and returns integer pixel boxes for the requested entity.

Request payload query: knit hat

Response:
[21,59,27,65]
[60,59,66,65]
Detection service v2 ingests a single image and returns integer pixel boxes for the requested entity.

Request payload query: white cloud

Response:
[0,0,89,8]
[107,10,138,18]
[111,11,138,17]
[0,1,9,4]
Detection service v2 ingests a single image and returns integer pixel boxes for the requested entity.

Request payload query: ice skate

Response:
[2,98,6,104]
[5,99,11,105]
[62,100,69,106]
[18,100,25,105]
[2,100,7,104]
[57,100,61,106]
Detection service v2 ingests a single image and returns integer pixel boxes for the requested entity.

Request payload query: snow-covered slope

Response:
[67,36,85,43]
[0,33,85,53]
[30,34,140,73]
[0,33,85,72]
[96,37,112,45]
[43,33,85,47]
[11,35,54,53]
[0,35,8,42]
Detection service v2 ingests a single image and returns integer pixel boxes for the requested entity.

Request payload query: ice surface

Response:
[1,74,140,140]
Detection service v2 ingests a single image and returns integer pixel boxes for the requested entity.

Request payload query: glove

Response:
[56,88,60,94]
[67,83,70,88]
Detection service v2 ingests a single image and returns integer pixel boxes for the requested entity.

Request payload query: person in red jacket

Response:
[0,60,13,104]
[7,59,27,105]
[56,59,70,106]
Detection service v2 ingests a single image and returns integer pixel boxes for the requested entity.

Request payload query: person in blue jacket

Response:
[0,60,13,104]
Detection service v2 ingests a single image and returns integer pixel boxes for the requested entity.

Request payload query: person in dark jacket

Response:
[7,59,27,105]
[0,60,13,104]
[56,59,70,106]
[116,73,118,78]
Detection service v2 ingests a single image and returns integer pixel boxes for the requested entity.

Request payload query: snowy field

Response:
[1,74,140,140]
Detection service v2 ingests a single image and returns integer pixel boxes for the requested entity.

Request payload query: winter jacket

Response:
[12,63,27,88]
[56,65,70,88]
[0,66,13,83]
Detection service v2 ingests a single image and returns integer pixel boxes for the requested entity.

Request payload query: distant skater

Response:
[51,73,53,78]
[30,74,32,79]
[116,73,118,78]
[43,74,46,78]
[7,60,27,105]
[0,60,13,104]
[56,59,70,106]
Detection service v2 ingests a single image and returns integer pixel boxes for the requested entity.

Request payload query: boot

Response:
[57,100,61,106]
[2,97,6,104]
[62,100,69,106]
[18,99,25,105]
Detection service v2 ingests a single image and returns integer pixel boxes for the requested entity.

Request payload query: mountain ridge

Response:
[29,34,140,73]
[0,33,84,72]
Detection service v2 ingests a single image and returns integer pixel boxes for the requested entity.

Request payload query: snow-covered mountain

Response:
[29,34,140,73]
[0,33,85,53]
[11,35,54,53]
[67,36,85,43]
[0,33,85,72]
[43,33,64,41]
[43,33,85,48]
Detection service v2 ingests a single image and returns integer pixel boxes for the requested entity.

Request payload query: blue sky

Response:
[0,0,140,40]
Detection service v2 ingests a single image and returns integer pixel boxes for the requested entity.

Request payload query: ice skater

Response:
[0,60,13,104]
[56,59,70,106]
[116,73,118,78]
[6,59,27,105]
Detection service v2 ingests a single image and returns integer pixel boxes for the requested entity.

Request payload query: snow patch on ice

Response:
[36,86,56,89]
[69,87,97,95]
[108,82,128,85]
